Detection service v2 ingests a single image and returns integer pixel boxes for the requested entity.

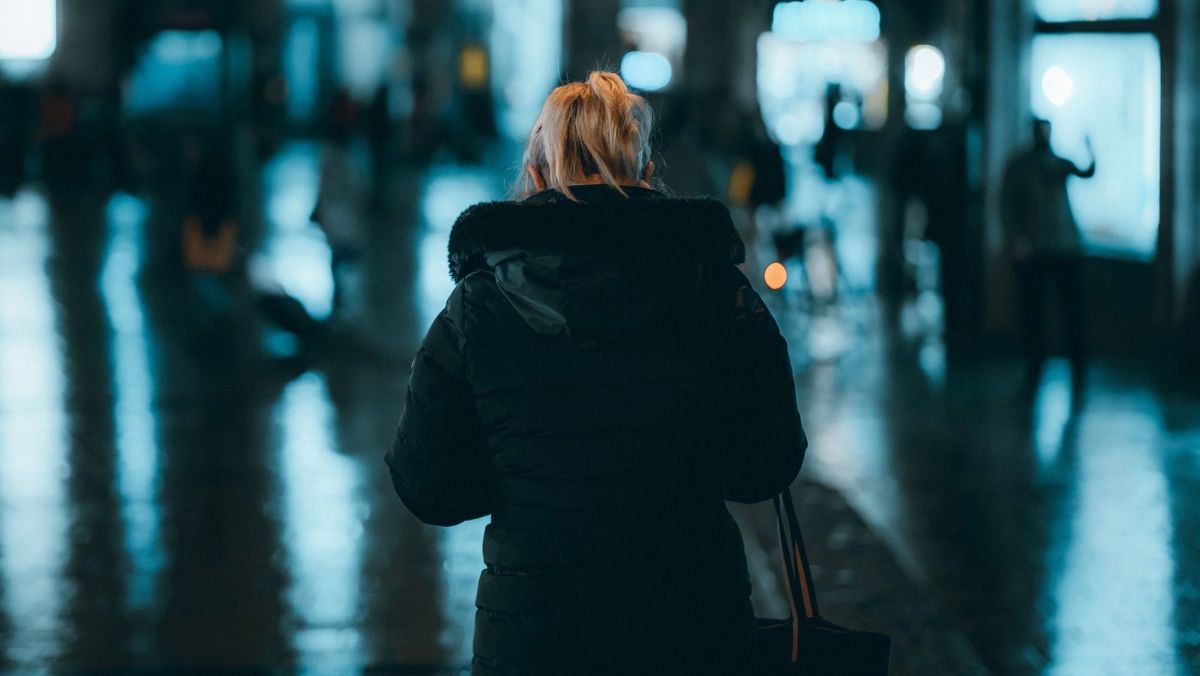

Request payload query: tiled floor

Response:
[0,144,1197,674]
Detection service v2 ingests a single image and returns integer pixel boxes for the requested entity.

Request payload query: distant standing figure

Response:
[313,96,368,326]
[1001,118,1095,391]
[181,134,239,274]
[728,115,788,271]
[385,72,806,675]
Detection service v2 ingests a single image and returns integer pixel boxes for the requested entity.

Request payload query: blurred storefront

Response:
[986,0,1200,363]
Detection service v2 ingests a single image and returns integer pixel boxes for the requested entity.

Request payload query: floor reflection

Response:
[0,189,70,668]
[101,193,166,646]
[1033,362,1074,467]
[437,518,487,666]
[1047,385,1179,674]
[275,372,366,672]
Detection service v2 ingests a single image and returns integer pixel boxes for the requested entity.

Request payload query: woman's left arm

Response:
[386,288,495,526]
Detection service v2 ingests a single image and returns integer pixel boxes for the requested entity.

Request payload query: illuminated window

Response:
[0,0,57,60]
[1035,0,1157,22]
[1031,33,1161,257]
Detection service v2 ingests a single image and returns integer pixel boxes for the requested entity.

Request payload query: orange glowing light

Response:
[765,262,788,290]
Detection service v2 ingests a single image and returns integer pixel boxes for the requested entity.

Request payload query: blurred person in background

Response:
[181,133,238,274]
[728,113,788,273]
[1001,118,1095,393]
[385,72,806,676]
[313,89,369,331]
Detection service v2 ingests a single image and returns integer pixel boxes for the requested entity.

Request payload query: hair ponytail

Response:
[520,71,656,201]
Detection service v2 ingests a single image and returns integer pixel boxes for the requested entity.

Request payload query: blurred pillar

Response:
[53,0,120,95]
[1153,0,1180,334]
[1174,0,1200,374]
[400,0,455,161]
[982,0,1033,339]
[406,0,454,94]
[245,0,287,156]
[563,0,621,81]
[681,0,769,148]
[1172,0,1197,322]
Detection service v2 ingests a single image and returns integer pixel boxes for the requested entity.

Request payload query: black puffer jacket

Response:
[386,185,806,676]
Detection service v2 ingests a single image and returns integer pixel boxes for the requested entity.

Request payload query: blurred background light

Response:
[491,0,563,139]
[620,51,673,91]
[1042,66,1075,106]
[905,45,945,130]
[905,45,945,98]
[765,262,789,291]
[0,0,57,60]
[337,18,390,100]
[1035,0,1157,22]
[757,31,888,144]
[772,0,881,43]
[616,4,686,96]
[833,101,862,130]
[905,102,943,130]
[459,43,489,90]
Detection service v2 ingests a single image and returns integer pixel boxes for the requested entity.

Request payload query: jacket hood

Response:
[447,185,744,344]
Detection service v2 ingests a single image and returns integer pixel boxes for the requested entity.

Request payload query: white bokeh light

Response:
[620,51,673,92]
[905,45,945,98]
[0,0,57,60]
[1042,66,1076,106]
[832,101,862,130]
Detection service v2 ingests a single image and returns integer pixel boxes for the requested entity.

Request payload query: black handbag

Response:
[756,490,892,676]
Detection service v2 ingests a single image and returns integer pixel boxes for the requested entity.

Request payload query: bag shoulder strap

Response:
[773,490,820,619]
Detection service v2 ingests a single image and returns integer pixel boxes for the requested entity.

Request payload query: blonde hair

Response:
[520,71,656,201]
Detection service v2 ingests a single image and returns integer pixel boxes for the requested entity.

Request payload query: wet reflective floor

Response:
[0,144,1198,675]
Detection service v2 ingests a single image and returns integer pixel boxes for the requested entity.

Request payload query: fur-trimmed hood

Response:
[445,185,745,344]
[447,186,744,283]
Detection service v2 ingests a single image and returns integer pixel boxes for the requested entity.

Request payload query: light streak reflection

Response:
[276,373,366,673]
[100,193,166,625]
[0,189,70,667]
[1047,394,1180,674]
